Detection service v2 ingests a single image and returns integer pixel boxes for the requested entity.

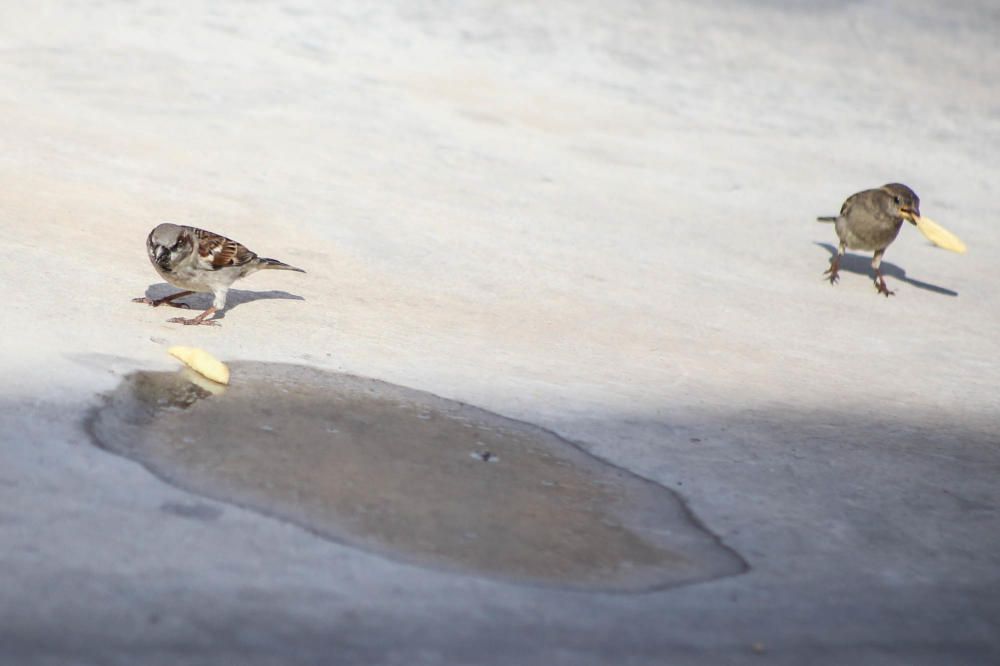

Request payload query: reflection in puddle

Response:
[90,362,745,592]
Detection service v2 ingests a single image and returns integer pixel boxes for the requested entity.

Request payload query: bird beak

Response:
[901,208,920,224]
[154,246,169,263]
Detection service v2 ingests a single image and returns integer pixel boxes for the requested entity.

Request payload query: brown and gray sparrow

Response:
[818,183,920,296]
[134,223,305,325]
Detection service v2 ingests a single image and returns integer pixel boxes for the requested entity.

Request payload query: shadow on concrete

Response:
[87,362,747,593]
[9,383,1000,664]
[814,243,958,297]
[135,283,305,320]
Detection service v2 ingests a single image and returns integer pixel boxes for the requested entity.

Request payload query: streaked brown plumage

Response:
[134,223,305,325]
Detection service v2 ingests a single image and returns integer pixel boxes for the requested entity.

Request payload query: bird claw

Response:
[872,269,895,297]
[823,256,842,286]
[167,316,219,326]
[875,281,895,297]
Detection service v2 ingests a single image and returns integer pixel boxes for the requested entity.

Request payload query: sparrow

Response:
[818,183,920,296]
[134,223,305,325]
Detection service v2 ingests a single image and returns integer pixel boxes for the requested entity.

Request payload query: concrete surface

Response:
[90,362,746,592]
[1,1,998,664]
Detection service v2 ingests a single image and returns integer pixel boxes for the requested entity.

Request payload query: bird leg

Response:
[132,290,194,309]
[871,250,894,297]
[823,244,845,285]
[168,307,219,326]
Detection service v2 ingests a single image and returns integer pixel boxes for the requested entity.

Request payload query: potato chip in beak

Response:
[913,216,967,254]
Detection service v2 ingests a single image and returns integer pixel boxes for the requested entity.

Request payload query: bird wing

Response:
[189,227,258,270]
[840,188,887,220]
[839,192,860,218]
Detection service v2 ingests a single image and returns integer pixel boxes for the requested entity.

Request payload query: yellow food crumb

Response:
[914,215,967,254]
[168,346,230,385]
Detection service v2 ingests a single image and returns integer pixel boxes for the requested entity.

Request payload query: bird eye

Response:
[893,196,901,205]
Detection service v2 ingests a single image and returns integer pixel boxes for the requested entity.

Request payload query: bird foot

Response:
[167,306,219,326]
[167,316,219,326]
[132,296,191,309]
[823,255,842,285]
[874,275,895,297]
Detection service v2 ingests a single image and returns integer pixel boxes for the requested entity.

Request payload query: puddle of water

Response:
[89,362,744,592]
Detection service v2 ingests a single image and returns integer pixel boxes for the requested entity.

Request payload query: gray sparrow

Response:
[134,223,305,325]
[818,183,920,296]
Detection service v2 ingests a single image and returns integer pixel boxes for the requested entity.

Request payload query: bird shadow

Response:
[814,243,958,297]
[136,283,306,320]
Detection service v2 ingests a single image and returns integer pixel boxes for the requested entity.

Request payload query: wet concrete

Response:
[89,362,745,592]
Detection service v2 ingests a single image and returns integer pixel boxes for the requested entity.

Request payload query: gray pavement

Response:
[1,1,998,664]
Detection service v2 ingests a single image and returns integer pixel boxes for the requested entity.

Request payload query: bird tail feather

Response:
[259,258,306,273]
[816,216,838,223]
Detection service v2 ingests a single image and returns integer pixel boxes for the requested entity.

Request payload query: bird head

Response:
[881,183,921,224]
[147,223,194,271]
